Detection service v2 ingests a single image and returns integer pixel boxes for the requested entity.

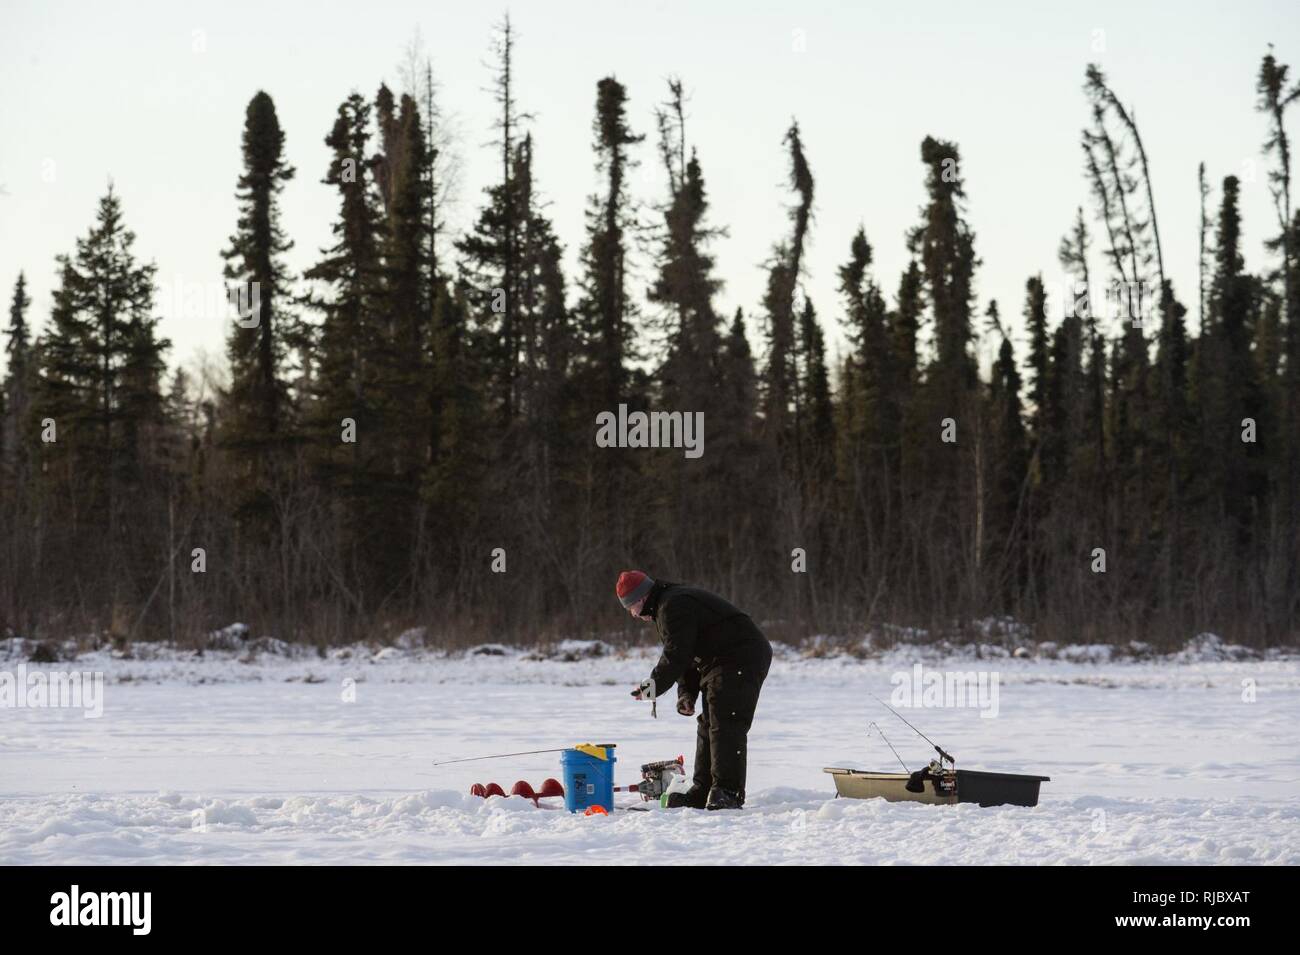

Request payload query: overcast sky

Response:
[2,0,1298,383]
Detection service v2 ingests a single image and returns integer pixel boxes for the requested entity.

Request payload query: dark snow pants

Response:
[692,639,772,802]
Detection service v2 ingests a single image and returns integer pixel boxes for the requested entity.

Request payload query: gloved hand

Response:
[677,698,695,717]
[630,679,655,700]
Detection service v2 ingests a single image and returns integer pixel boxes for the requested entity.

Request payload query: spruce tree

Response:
[455,15,527,422]
[1256,49,1300,630]
[1203,177,1265,543]
[305,94,385,453]
[907,136,981,621]
[892,260,922,394]
[578,76,643,411]
[512,131,575,517]
[649,80,724,413]
[221,90,296,521]
[1,272,36,629]
[1023,275,1050,442]
[1256,50,1298,328]
[302,93,389,604]
[29,187,169,628]
[761,122,814,459]
[985,302,1028,603]
[42,188,167,505]
[1085,65,1165,286]
[836,227,898,508]
[377,90,433,485]
[1058,207,1107,508]
[911,136,977,397]
[2,273,33,477]
[800,297,834,481]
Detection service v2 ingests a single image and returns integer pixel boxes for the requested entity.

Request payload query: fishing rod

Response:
[866,721,910,773]
[870,694,955,766]
[431,748,570,767]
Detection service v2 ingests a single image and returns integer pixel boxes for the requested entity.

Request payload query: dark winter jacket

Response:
[643,582,771,703]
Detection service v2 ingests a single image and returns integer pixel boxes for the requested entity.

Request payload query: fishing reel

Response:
[905,755,957,796]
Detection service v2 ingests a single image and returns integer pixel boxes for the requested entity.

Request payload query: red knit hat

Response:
[616,570,655,609]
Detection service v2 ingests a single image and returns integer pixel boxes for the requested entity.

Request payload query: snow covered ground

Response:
[2,635,1297,865]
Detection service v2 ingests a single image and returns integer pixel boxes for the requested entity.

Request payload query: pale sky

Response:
[2,0,1298,384]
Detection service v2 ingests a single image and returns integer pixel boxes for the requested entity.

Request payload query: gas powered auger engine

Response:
[614,755,690,803]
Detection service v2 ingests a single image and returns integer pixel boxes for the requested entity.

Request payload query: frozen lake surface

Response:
[2,638,1297,864]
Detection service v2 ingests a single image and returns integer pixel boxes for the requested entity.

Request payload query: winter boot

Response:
[665,785,709,809]
[705,786,744,810]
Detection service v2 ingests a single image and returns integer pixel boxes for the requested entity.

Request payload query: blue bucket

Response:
[560,744,617,813]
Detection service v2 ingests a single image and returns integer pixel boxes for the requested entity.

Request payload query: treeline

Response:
[1,24,1297,648]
